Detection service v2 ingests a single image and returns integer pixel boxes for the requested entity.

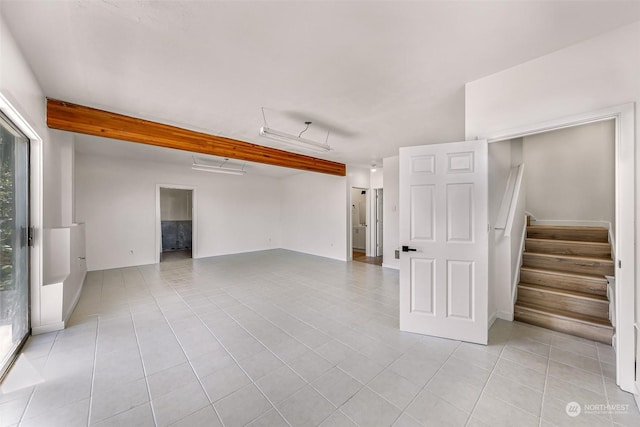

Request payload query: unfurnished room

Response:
[0,1,639,426]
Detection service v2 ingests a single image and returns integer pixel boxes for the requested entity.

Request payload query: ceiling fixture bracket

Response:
[259,108,332,153]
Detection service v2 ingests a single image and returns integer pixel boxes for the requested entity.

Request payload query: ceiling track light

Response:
[259,126,331,153]
[192,157,246,175]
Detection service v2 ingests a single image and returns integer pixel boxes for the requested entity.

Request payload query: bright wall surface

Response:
[0,11,76,333]
[160,188,192,221]
[0,13,73,228]
[75,153,282,270]
[523,120,615,224]
[280,171,348,261]
[382,156,399,269]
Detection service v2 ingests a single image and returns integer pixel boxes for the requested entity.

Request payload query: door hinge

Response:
[27,226,34,247]
[618,260,622,268]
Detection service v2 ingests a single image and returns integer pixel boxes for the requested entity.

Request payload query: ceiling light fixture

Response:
[259,108,332,153]
[371,162,377,172]
[191,157,246,175]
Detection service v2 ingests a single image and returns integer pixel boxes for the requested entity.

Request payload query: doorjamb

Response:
[0,93,43,335]
[155,184,197,263]
[482,102,635,393]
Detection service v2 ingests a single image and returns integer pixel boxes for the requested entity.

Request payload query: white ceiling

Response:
[2,1,639,172]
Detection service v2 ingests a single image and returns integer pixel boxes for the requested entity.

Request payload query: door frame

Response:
[350,186,370,258]
[373,188,383,257]
[155,184,197,263]
[0,93,43,372]
[482,102,635,393]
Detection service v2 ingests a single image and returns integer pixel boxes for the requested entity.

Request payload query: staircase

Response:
[514,224,614,344]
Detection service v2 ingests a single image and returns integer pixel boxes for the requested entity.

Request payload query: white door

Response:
[399,140,488,344]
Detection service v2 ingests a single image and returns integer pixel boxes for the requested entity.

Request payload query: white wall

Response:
[0,11,75,332]
[523,120,615,225]
[76,153,282,270]
[370,168,383,189]
[160,188,192,221]
[280,171,348,261]
[382,156,399,269]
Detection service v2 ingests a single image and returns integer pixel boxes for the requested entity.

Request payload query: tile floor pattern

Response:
[1,249,638,427]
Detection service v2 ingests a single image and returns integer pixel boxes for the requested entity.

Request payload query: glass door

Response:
[0,111,29,380]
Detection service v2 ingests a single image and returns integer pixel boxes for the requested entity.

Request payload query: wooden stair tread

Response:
[523,252,613,263]
[526,225,609,243]
[525,238,610,247]
[527,225,608,231]
[514,301,612,328]
[518,282,608,302]
[519,266,608,282]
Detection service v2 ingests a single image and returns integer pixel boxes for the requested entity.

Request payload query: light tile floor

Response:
[1,249,638,426]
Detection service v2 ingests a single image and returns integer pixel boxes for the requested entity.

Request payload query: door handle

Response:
[402,246,417,252]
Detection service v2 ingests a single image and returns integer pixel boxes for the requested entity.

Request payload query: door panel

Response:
[400,140,488,344]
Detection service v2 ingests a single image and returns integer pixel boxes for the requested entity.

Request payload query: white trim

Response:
[512,219,527,305]
[0,92,44,335]
[496,310,514,322]
[32,322,65,335]
[485,102,635,393]
[62,270,86,323]
[382,263,400,271]
[488,311,497,328]
[155,184,197,264]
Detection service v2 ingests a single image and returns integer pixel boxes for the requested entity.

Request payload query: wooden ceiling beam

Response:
[46,99,346,176]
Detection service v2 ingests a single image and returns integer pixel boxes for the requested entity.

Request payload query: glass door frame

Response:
[0,93,43,382]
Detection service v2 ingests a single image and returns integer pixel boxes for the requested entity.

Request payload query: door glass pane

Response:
[0,112,29,378]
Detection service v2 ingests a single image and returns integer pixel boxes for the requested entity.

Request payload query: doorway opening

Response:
[159,187,193,262]
[351,187,382,266]
[485,103,634,393]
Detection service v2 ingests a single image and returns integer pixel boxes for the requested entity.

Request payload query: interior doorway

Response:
[158,187,193,262]
[351,187,368,259]
[485,103,634,394]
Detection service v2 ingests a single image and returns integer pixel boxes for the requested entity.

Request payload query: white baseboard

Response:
[32,322,64,335]
[488,311,497,328]
[497,310,514,321]
[382,263,400,270]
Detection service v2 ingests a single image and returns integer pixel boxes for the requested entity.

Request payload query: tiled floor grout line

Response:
[15,331,58,427]
[461,342,508,427]
[165,284,294,427]
[85,315,101,426]
[538,333,552,427]
[210,282,415,422]
[389,341,463,427]
[147,305,229,427]
[597,342,615,423]
[130,309,160,427]
[191,275,416,426]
